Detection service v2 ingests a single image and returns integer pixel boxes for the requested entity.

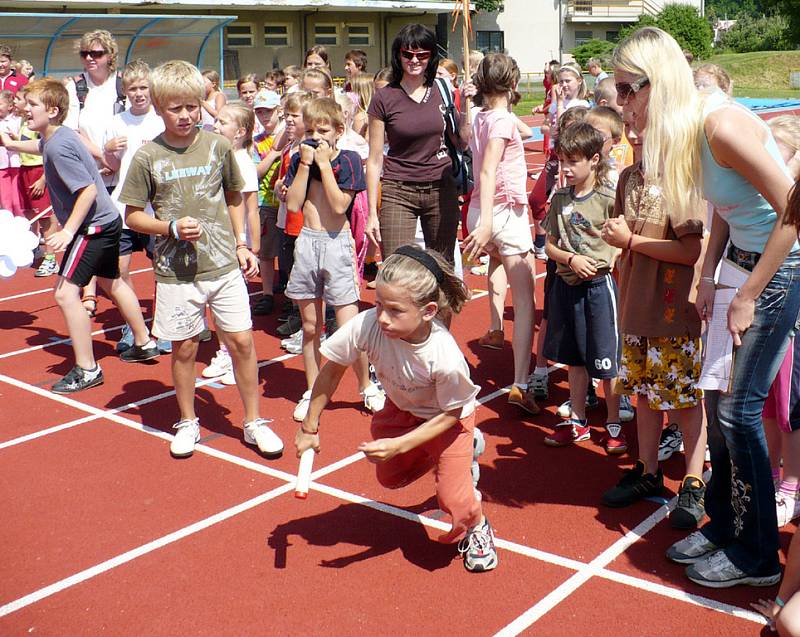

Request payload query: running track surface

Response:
[1,115,794,636]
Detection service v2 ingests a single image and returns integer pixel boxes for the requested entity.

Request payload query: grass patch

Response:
[710,50,800,98]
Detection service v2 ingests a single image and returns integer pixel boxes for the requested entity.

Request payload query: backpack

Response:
[74,72,126,113]
[434,77,473,196]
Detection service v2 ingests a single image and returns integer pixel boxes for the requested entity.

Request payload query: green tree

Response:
[474,0,503,11]
[618,14,658,43]
[705,0,764,19]
[656,3,714,58]
[718,13,791,52]
[570,39,616,67]
[762,0,800,44]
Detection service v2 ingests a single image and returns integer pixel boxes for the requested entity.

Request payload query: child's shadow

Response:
[267,501,456,572]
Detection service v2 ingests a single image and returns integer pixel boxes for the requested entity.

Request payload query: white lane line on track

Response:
[0,371,765,629]
[0,267,154,304]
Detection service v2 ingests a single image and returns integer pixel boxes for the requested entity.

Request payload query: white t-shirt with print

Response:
[321,309,479,420]
[105,108,165,225]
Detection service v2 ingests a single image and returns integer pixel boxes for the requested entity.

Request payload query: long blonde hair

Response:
[612,27,704,223]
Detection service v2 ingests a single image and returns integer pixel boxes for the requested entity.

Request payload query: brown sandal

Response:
[81,295,97,318]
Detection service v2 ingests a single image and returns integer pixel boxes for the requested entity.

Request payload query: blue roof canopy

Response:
[0,13,236,81]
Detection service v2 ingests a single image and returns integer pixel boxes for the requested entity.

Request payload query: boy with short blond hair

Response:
[285,97,383,421]
[121,60,283,460]
[27,77,157,394]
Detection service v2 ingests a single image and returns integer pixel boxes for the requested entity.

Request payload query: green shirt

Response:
[120,129,245,284]
[544,186,617,286]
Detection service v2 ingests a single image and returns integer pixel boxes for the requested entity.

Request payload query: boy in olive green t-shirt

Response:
[122,60,283,460]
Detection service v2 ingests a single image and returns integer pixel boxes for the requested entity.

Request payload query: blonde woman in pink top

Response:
[463,52,538,415]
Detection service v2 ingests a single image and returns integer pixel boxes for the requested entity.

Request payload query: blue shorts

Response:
[543,273,620,378]
[119,228,153,258]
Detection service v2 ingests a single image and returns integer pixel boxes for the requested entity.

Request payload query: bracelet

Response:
[776,596,786,608]
[235,244,250,251]
[169,220,180,240]
[300,423,318,435]
[567,254,575,268]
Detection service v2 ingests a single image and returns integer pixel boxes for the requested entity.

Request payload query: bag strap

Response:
[434,78,461,147]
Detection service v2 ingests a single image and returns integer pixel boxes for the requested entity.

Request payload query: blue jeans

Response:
[702,253,800,576]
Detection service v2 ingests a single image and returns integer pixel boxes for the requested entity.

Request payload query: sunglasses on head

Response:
[80,50,107,59]
[400,48,432,62]
[615,76,649,100]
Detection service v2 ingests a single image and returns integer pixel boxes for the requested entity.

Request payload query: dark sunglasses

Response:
[400,48,432,62]
[615,77,649,100]
[80,50,107,59]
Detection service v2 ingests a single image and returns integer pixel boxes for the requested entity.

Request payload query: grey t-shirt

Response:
[119,129,245,283]
[40,125,119,230]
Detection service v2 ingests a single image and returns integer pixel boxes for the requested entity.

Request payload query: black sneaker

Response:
[670,476,706,529]
[363,261,379,281]
[52,365,104,394]
[120,339,159,363]
[252,295,274,315]
[277,313,301,336]
[602,460,663,507]
[278,299,294,322]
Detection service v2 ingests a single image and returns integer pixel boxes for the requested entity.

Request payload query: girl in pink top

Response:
[0,90,22,215]
[463,52,538,415]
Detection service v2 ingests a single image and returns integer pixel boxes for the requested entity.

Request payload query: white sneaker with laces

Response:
[776,491,800,527]
[658,423,684,462]
[458,518,498,572]
[170,418,200,458]
[686,549,781,588]
[219,370,237,385]
[557,399,572,419]
[243,417,284,457]
[293,390,312,422]
[361,381,386,413]
[202,350,232,378]
[281,330,302,350]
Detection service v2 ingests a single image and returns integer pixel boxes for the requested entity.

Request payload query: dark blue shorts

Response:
[543,273,620,378]
[119,228,153,258]
[542,258,557,321]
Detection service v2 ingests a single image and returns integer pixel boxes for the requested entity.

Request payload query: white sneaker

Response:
[776,491,800,527]
[557,399,572,419]
[243,417,284,457]
[619,394,635,422]
[202,349,232,378]
[534,245,547,260]
[280,330,302,351]
[219,370,237,385]
[361,381,386,412]
[293,390,312,422]
[170,418,200,458]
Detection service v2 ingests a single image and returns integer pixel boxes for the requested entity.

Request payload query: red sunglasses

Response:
[400,48,432,62]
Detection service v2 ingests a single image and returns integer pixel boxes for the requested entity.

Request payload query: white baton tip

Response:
[295,448,315,499]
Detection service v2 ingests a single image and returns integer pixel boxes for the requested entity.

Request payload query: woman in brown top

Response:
[365,24,461,263]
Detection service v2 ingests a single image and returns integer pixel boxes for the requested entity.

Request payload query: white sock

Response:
[514,382,528,390]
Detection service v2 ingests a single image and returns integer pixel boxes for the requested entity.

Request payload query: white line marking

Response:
[0,375,763,628]
[0,267,153,303]
[0,482,295,618]
[493,470,714,636]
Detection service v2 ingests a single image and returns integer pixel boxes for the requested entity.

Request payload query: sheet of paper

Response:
[698,287,737,392]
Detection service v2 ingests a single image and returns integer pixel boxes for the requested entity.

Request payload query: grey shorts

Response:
[258,206,280,260]
[285,227,360,307]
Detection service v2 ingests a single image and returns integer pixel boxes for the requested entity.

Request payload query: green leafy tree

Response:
[705,0,764,19]
[570,39,616,67]
[656,3,714,58]
[762,0,800,45]
[718,13,791,51]
[618,15,658,43]
[474,0,504,11]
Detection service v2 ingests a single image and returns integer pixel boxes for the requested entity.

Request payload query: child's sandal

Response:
[82,295,97,318]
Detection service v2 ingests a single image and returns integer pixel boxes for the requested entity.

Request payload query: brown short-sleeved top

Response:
[119,129,245,284]
[615,163,704,338]
[367,83,451,182]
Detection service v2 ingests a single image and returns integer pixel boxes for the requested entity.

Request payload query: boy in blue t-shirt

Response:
[26,78,157,394]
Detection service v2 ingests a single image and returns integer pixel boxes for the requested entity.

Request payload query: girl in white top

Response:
[463,52,538,416]
[201,103,260,385]
[201,69,227,132]
[295,246,499,573]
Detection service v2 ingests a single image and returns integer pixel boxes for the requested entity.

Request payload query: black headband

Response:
[394,245,444,284]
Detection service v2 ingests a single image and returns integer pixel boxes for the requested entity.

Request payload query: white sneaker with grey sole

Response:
[170,418,200,458]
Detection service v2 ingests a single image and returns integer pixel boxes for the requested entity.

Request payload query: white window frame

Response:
[314,23,340,46]
[264,23,292,47]
[226,22,254,49]
[347,23,373,47]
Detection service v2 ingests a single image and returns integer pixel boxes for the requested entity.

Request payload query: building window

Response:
[476,30,504,52]
[264,24,291,47]
[605,30,619,42]
[347,24,372,47]
[314,24,339,46]
[575,30,594,45]
[226,23,253,48]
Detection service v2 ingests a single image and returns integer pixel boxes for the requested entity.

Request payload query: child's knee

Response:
[375,466,408,489]
[224,331,254,357]
[173,338,199,361]
[53,283,78,307]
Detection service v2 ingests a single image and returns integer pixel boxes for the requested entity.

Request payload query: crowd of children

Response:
[5,25,800,600]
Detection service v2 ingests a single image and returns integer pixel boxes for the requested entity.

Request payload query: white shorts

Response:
[467,202,533,257]
[153,268,252,341]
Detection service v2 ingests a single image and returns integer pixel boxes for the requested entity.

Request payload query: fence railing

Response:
[565,0,661,19]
